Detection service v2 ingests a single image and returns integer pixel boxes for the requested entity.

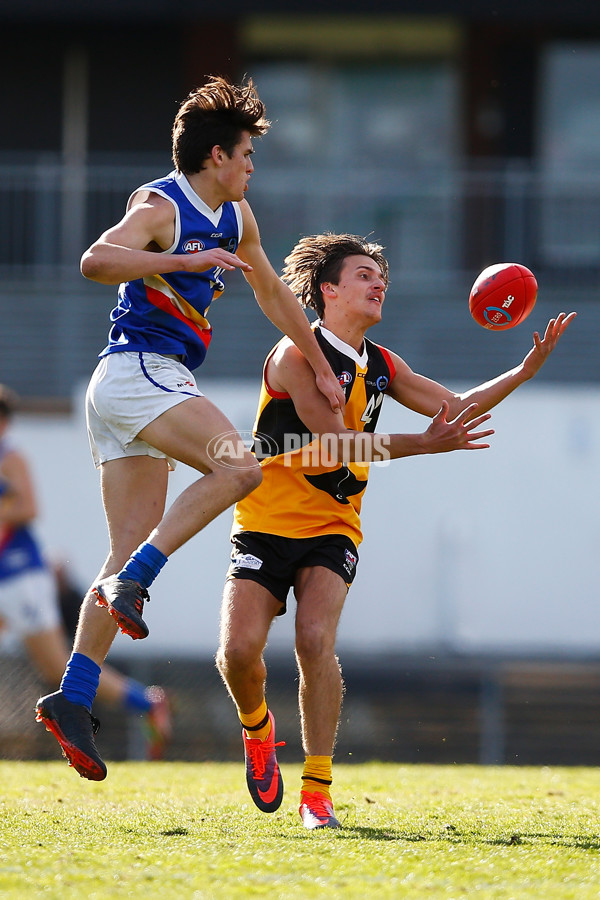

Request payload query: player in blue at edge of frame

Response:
[35,75,347,781]
[214,233,575,829]
[0,386,170,761]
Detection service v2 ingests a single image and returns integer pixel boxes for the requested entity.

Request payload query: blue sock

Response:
[124,680,152,713]
[60,652,101,711]
[117,541,168,590]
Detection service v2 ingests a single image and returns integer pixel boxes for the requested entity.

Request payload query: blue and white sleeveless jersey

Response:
[0,440,45,582]
[100,170,244,371]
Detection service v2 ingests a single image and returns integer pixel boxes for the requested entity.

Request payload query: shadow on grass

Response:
[284,825,425,842]
[282,825,600,851]
[484,833,600,851]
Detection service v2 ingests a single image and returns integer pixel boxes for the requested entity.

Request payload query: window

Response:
[538,43,600,265]
[250,61,459,167]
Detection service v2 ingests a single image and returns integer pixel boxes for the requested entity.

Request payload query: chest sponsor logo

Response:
[218,236,238,253]
[365,376,389,391]
[183,239,205,253]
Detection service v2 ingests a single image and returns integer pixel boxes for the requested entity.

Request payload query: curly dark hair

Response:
[172,75,270,174]
[282,233,390,319]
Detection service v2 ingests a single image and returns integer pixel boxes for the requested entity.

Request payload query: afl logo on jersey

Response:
[183,239,205,253]
[338,371,352,387]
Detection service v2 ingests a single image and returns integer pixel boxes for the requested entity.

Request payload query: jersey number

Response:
[360,392,383,425]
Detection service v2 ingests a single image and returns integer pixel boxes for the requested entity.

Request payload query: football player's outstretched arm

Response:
[384,310,576,422]
[268,340,494,463]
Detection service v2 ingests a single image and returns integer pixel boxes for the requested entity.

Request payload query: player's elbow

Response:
[80,250,98,281]
[80,247,109,283]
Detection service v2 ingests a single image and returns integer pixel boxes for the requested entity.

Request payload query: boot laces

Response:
[302,791,334,819]
[247,734,285,780]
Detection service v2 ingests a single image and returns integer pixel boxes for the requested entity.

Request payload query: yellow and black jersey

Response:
[232,325,396,547]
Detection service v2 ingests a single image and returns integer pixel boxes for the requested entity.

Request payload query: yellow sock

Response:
[301,755,333,801]
[239,699,271,742]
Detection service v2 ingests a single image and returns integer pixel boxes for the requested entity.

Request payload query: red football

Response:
[469,262,538,330]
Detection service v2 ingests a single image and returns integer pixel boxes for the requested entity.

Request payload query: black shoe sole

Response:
[93,587,149,640]
[35,706,107,781]
[246,776,284,813]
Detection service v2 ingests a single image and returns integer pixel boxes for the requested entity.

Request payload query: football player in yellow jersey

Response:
[215,233,575,829]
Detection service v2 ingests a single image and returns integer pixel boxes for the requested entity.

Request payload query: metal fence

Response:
[1,156,599,400]
[4,650,600,766]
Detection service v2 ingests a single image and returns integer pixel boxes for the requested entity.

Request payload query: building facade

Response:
[1,2,600,398]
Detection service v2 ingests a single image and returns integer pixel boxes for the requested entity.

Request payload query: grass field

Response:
[1,761,599,899]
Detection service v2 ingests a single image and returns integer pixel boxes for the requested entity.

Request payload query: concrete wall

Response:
[10,379,600,660]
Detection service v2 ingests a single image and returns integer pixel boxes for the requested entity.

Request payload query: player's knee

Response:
[295,624,336,666]
[216,639,261,677]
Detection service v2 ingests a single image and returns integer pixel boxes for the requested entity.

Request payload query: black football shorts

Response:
[227,531,359,613]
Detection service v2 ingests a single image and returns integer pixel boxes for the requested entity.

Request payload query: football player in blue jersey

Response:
[0,386,171,761]
[36,76,345,780]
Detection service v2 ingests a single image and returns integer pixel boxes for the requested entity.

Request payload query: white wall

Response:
[11,380,600,659]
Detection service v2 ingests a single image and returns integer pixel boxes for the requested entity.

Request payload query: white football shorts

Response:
[0,568,60,638]
[86,351,204,468]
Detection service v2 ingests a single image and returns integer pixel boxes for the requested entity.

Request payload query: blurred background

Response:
[1,0,600,767]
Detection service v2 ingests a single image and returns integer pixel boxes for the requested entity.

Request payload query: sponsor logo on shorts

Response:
[183,239,205,253]
[343,548,358,576]
[232,553,263,570]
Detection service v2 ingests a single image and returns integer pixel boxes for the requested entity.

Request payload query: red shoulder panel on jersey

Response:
[263,347,291,399]
[374,344,396,384]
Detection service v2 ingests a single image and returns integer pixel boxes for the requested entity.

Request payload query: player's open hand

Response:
[522,311,577,377]
[182,247,253,274]
[424,401,494,453]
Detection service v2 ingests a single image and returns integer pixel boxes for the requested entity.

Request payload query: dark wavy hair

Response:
[172,75,270,174]
[282,233,389,319]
